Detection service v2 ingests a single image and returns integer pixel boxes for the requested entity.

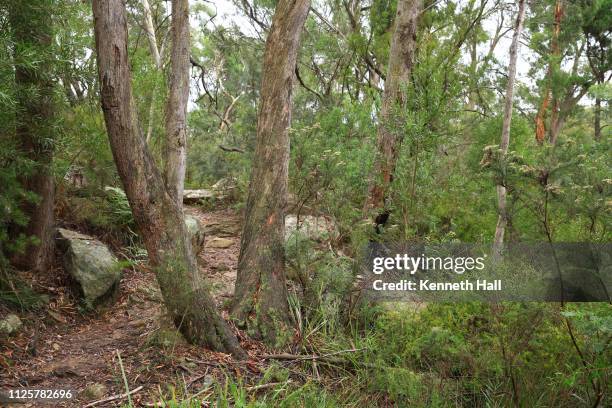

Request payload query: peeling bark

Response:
[232,0,311,346]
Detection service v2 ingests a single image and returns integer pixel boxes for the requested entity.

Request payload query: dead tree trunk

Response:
[164,0,189,204]
[364,0,422,216]
[232,0,311,345]
[493,0,526,257]
[9,1,55,273]
[92,0,245,358]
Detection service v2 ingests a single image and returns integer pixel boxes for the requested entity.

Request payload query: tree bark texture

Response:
[364,0,422,214]
[9,1,56,273]
[92,0,245,358]
[141,0,162,69]
[535,0,563,144]
[493,0,526,256]
[232,0,311,346]
[140,0,163,144]
[164,0,189,204]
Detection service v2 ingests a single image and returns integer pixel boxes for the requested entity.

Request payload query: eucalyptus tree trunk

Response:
[364,0,422,215]
[232,0,311,345]
[140,0,163,144]
[492,0,526,257]
[9,1,55,273]
[535,0,563,144]
[164,0,189,204]
[92,0,246,358]
[141,0,162,68]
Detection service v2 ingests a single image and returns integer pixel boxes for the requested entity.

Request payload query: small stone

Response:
[52,343,61,351]
[81,383,108,400]
[207,237,233,248]
[0,314,22,336]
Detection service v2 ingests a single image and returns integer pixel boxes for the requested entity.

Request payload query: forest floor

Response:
[0,206,270,407]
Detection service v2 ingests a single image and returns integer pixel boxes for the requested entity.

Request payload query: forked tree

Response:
[232,0,311,345]
[92,0,246,358]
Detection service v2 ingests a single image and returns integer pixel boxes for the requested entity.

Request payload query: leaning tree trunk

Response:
[232,0,311,346]
[92,0,246,358]
[492,0,526,257]
[9,1,56,273]
[164,0,189,204]
[364,0,422,215]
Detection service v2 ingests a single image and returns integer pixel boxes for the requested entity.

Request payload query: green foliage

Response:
[1,0,610,405]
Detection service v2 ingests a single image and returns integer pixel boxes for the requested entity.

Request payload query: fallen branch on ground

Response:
[82,385,144,408]
[263,348,365,363]
[246,380,291,392]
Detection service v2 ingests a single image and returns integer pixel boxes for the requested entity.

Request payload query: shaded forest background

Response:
[0,0,610,406]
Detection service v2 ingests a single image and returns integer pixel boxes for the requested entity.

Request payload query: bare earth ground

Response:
[0,207,268,407]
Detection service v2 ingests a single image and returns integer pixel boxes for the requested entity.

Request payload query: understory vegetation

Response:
[0,0,610,406]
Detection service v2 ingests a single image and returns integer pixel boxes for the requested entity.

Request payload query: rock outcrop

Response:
[285,215,338,242]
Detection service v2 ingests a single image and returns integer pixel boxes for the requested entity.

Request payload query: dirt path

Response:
[1,207,261,407]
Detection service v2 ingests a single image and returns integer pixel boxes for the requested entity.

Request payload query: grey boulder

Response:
[57,228,121,304]
[184,215,206,254]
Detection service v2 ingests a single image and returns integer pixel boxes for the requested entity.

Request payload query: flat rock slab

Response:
[183,189,215,204]
[206,237,234,248]
[57,228,121,305]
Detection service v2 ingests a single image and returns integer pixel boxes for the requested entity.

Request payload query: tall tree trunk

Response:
[92,0,246,358]
[164,0,189,204]
[546,0,564,145]
[9,1,55,273]
[140,0,163,144]
[363,0,422,215]
[141,0,161,69]
[493,0,526,257]
[232,0,311,345]
[535,0,563,144]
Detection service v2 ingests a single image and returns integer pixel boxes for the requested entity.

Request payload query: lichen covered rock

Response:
[57,228,121,304]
